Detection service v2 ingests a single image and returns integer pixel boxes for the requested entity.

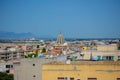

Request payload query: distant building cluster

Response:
[0,33,120,80]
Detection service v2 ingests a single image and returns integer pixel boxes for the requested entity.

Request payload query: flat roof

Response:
[44,61,120,65]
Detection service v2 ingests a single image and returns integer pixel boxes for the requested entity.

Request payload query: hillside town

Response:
[0,33,120,80]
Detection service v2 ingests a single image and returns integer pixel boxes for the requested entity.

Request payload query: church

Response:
[51,33,68,54]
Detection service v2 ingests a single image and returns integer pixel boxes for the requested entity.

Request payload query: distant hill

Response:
[0,31,36,39]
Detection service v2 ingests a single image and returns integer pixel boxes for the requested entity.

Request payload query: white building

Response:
[0,62,13,73]
[14,58,55,80]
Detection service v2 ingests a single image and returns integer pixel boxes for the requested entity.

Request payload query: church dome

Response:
[56,33,65,45]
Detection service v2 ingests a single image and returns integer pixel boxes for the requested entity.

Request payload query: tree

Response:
[0,72,13,80]
[42,48,46,53]
[28,54,33,58]
[28,53,38,58]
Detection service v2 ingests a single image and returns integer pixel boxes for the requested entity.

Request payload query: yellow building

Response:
[42,61,120,80]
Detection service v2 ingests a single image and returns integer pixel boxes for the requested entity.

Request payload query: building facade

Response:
[0,62,13,73]
[14,58,120,80]
[82,50,120,61]
[0,50,24,61]
[42,61,120,80]
[14,58,55,80]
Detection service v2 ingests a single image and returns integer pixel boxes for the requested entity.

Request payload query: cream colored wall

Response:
[82,50,120,60]
[82,44,117,51]
[42,62,120,80]
[97,44,117,51]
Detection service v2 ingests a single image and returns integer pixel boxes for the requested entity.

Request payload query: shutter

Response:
[97,56,101,60]
[111,56,114,60]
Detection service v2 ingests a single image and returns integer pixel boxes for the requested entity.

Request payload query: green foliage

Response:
[0,72,13,80]
[72,56,77,61]
[118,47,120,50]
[28,53,38,58]
[28,54,32,58]
[42,48,46,53]
[34,54,38,57]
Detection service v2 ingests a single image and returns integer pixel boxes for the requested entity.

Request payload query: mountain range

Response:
[0,31,119,40]
[0,31,36,39]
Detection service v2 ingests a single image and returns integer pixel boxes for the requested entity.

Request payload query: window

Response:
[33,75,36,77]
[88,78,97,80]
[57,77,74,80]
[102,56,107,60]
[11,65,13,68]
[118,56,120,60]
[6,70,9,73]
[117,78,120,80]
[64,77,67,80]
[58,77,64,80]
[37,45,39,48]
[1,57,4,59]
[102,56,114,61]
[70,78,74,80]
[33,64,35,66]
[6,65,10,68]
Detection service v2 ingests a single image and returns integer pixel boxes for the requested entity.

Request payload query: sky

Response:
[0,0,120,38]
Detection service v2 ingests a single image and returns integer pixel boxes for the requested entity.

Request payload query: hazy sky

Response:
[0,0,120,38]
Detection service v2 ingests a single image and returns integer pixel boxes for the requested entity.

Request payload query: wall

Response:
[42,61,120,80]
[97,44,117,51]
[82,50,120,60]
[14,58,55,80]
